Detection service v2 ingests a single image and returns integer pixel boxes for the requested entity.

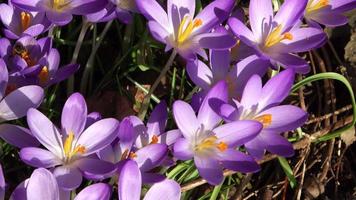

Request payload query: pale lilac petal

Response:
[260,131,294,157]
[210,50,230,81]
[10,0,44,11]
[143,179,181,200]
[0,86,44,122]
[118,160,142,200]
[76,158,116,180]
[118,118,136,151]
[240,75,262,108]
[147,101,168,136]
[141,172,165,184]
[0,124,40,148]
[0,164,4,200]
[194,156,223,185]
[69,0,107,15]
[159,129,182,146]
[167,0,195,39]
[20,147,61,168]
[147,21,170,44]
[186,59,213,90]
[173,100,199,139]
[249,0,273,39]
[26,108,63,156]
[61,93,87,137]
[197,81,228,130]
[218,149,260,173]
[75,183,111,200]
[228,17,256,47]
[173,138,194,160]
[10,180,27,200]
[274,0,308,31]
[27,168,59,200]
[308,12,348,27]
[136,0,169,31]
[76,118,119,155]
[245,135,266,159]
[53,166,82,190]
[197,31,236,50]
[134,144,168,171]
[46,10,73,26]
[0,59,8,100]
[270,53,309,74]
[214,120,262,147]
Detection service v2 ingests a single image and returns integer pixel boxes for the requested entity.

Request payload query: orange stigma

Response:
[264,25,293,48]
[38,66,49,85]
[20,12,31,31]
[150,135,159,144]
[217,142,228,152]
[254,114,272,128]
[129,152,137,159]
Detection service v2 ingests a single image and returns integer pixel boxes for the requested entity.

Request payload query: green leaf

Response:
[278,157,297,188]
[138,64,150,71]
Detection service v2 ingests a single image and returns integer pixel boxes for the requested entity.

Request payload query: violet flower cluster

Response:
[0,0,354,199]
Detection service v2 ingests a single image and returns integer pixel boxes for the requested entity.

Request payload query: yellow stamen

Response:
[177,16,203,44]
[63,131,86,159]
[306,0,329,13]
[20,12,31,31]
[264,25,293,48]
[150,135,159,144]
[38,66,49,85]
[195,136,228,152]
[129,152,137,159]
[254,114,272,128]
[52,0,70,11]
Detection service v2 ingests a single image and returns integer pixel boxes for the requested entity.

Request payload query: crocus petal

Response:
[11,179,27,200]
[249,0,273,40]
[194,156,223,185]
[274,0,308,31]
[214,120,262,147]
[197,80,228,130]
[61,93,87,137]
[76,118,119,155]
[245,135,266,159]
[147,21,170,44]
[167,0,195,39]
[0,59,8,100]
[47,49,60,72]
[259,68,295,109]
[118,160,142,200]
[0,164,4,200]
[118,118,135,151]
[260,105,308,132]
[197,31,236,50]
[219,149,260,173]
[69,0,107,15]
[0,124,40,148]
[46,10,73,26]
[76,158,116,180]
[85,112,102,128]
[186,59,213,90]
[0,38,10,57]
[20,147,62,168]
[228,17,256,47]
[0,3,13,27]
[10,0,44,11]
[26,108,63,156]
[136,0,169,31]
[53,166,82,190]
[74,183,111,200]
[173,100,199,139]
[212,100,238,122]
[240,75,262,108]
[143,179,181,200]
[134,144,168,171]
[47,64,80,87]
[0,86,44,122]
[309,12,348,27]
[270,53,309,74]
[210,50,230,81]
[173,138,194,160]
[27,168,59,200]
[147,101,168,136]
[260,131,294,157]
[160,129,182,146]
[141,172,166,184]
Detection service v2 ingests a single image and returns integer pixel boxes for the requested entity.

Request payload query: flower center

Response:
[177,15,203,44]
[20,12,31,31]
[306,0,329,13]
[12,43,35,66]
[38,66,49,86]
[264,24,293,48]
[52,0,71,11]
[63,132,86,161]
[254,114,272,128]
[150,135,159,144]
[194,136,228,153]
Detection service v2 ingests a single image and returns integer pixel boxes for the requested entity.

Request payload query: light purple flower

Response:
[11,168,60,200]
[0,164,4,200]
[172,81,262,185]
[214,69,308,159]
[304,0,356,27]
[119,160,181,200]
[136,0,236,60]
[87,0,137,23]
[11,0,107,26]
[228,0,327,74]
[0,36,79,88]
[20,93,119,190]
[0,3,51,39]
[74,183,111,200]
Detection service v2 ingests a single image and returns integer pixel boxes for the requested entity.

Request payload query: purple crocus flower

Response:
[119,160,181,200]
[187,49,270,102]
[228,0,327,73]
[304,0,356,27]
[11,168,60,200]
[98,117,169,183]
[136,0,236,60]
[11,0,107,26]
[0,164,4,200]
[0,36,79,88]
[0,3,51,39]
[19,93,119,190]
[215,69,308,159]
[74,183,111,200]
[172,81,262,185]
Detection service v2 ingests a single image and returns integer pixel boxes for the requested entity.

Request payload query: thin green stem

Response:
[138,50,177,120]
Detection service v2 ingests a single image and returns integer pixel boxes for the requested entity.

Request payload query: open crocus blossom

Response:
[19,93,119,190]
[0,3,51,39]
[172,81,262,185]
[11,168,60,200]
[74,183,112,200]
[119,160,181,200]
[136,0,236,60]
[304,0,356,27]
[228,0,327,74]
[11,0,107,26]
[215,69,308,159]
[98,117,169,183]
[0,36,79,88]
